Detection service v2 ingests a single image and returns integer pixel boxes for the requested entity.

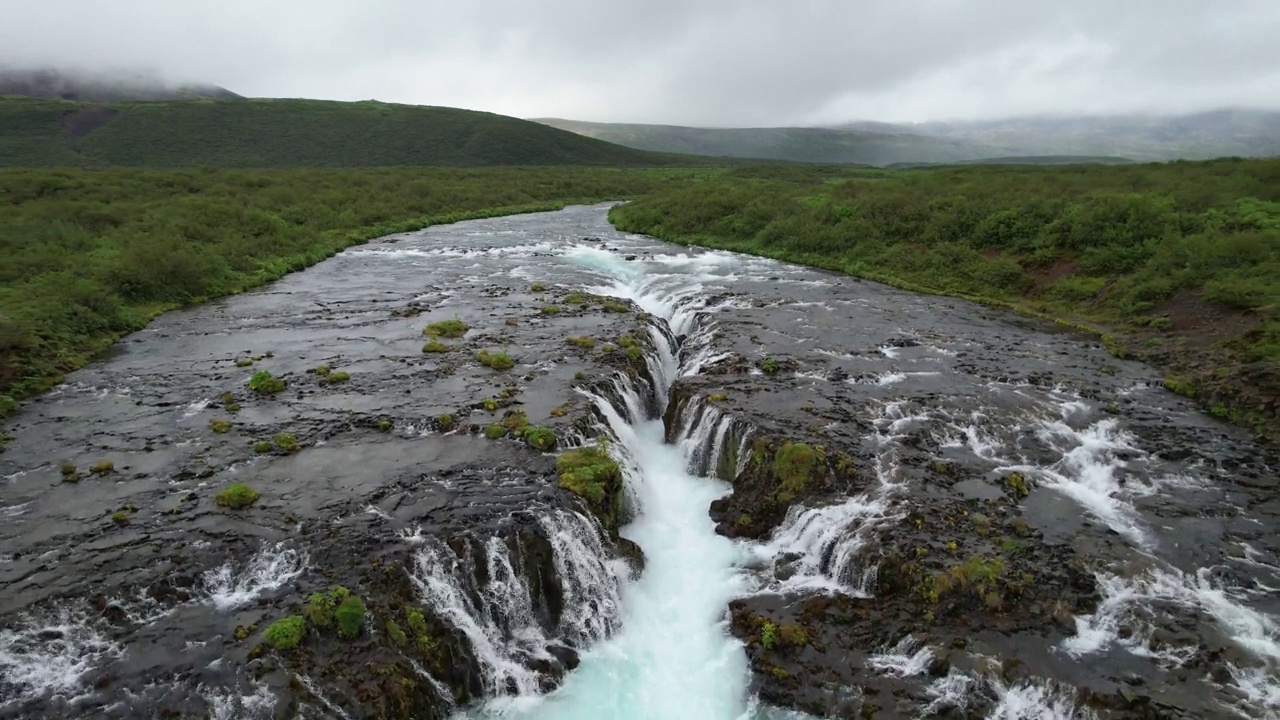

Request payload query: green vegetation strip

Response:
[610,160,1280,440]
[0,166,681,418]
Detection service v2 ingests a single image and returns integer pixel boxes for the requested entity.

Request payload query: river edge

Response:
[605,205,1279,450]
[0,197,618,427]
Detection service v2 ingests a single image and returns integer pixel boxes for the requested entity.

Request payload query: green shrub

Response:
[305,587,350,628]
[530,283,547,292]
[235,358,254,368]
[209,418,233,434]
[378,419,393,432]
[90,459,114,474]
[312,364,331,376]
[264,616,306,650]
[326,371,350,384]
[565,336,596,349]
[335,595,366,638]
[424,319,469,338]
[437,414,455,431]
[602,301,630,313]
[760,358,780,374]
[541,305,561,315]
[477,350,515,370]
[248,370,285,395]
[422,339,450,353]
[59,461,76,476]
[111,510,131,525]
[564,292,586,304]
[215,483,260,509]
[484,424,506,439]
[253,440,275,453]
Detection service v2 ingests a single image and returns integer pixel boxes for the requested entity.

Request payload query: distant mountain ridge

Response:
[0,97,694,168]
[0,67,241,102]
[538,110,1280,165]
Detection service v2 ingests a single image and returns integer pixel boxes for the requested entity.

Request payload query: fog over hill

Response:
[539,109,1280,165]
[0,67,240,102]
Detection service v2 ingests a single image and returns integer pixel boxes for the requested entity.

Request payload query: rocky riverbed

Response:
[1,204,1276,720]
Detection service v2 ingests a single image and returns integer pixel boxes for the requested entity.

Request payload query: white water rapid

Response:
[453,246,784,720]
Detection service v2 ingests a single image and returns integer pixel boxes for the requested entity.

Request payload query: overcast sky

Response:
[3,0,1279,127]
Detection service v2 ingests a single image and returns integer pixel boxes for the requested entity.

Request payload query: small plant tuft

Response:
[541,305,561,315]
[253,440,275,453]
[90,459,114,475]
[524,427,558,452]
[422,339,450,353]
[477,350,515,371]
[565,336,596,349]
[274,433,300,453]
[437,414,455,431]
[210,418,233,434]
[326,371,350,384]
[484,424,506,440]
[248,370,286,395]
[602,301,629,313]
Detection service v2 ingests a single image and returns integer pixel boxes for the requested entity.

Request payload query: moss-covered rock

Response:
[557,444,624,530]
[423,319,469,338]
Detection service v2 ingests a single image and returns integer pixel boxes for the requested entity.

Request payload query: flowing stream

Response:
[1,205,1276,719]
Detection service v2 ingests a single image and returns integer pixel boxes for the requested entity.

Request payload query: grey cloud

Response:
[2,0,1278,125]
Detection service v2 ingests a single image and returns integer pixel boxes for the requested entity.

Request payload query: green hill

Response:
[535,118,993,166]
[0,97,688,168]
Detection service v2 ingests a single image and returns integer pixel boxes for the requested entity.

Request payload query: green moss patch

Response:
[215,483,260,509]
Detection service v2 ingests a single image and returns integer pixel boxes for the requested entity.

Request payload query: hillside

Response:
[539,110,1280,165]
[0,67,240,102]
[535,118,995,165]
[835,109,1280,161]
[0,97,688,168]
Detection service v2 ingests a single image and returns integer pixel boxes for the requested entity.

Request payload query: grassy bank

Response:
[0,167,684,416]
[610,160,1280,439]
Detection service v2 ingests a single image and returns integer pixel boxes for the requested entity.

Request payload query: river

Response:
[1,205,1276,719]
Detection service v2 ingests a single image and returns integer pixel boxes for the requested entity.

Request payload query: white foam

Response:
[204,680,277,720]
[202,542,308,611]
[866,637,933,677]
[0,604,123,708]
[988,678,1096,719]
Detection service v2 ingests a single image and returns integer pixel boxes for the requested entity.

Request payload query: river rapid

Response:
[1,205,1276,720]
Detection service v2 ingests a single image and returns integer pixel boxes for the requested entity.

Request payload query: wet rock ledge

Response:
[0,273,660,719]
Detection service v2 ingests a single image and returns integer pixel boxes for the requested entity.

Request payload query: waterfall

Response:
[409,510,623,697]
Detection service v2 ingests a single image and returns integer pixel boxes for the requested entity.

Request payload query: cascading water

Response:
[454,246,763,720]
[409,509,623,698]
